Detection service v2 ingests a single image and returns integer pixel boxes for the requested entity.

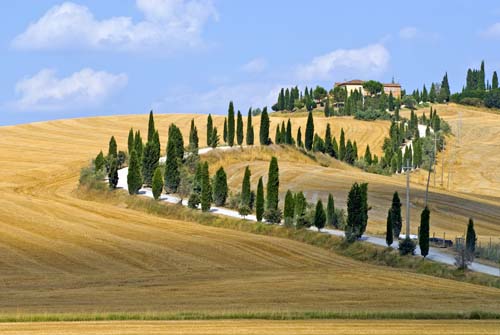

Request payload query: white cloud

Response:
[481,22,500,38]
[399,26,419,40]
[241,58,267,73]
[296,44,390,81]
[12,0,217,52]
[14,68,128,110]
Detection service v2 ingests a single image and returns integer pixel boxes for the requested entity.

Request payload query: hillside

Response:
[0,114,499,315]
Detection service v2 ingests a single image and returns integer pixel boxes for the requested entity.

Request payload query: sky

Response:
[1,0,500,125]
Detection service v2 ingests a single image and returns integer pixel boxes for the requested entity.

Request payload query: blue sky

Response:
[1,0,500,125]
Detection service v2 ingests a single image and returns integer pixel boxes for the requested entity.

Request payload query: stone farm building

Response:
[334,80,402,99]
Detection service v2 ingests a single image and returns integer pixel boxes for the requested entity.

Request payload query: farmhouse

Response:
[335,80,402,99]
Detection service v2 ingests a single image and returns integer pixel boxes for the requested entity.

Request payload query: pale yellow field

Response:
[0,113,499,316]
[1,320,499,335]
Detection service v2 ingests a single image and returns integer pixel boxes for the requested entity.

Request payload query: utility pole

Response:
[403,159,412,239]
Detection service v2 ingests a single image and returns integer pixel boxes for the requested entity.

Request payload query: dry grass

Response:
[0,114,499,316]
[1,320,500,335]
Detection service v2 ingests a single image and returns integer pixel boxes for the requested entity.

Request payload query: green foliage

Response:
[363,80,383,95]
[95,151,105,172]
[466,218,477,255]
[164,124,183,193]
[240,166,251,209]
[285,119,293,145]
[259,107,270,145]
[223,117,227,144]
[246,110,254,145]
[364,145,372,165]
[324,124,333,156]
[236,110,244,145]
[108,135,117,158]
[188,193,200,209]
[326,193,335,227]
[493,71,499,90]
[79,165,107,190]
[127,128,134,155]
[354,108,391,121]
[345,182,363,243]
[127,149,143,195]
[314,199,326,231]
[207,114,213,147]
[264,208,282,224]
[227,101,235,146]
[266,156,279,211]
[296,127,302,147]
[399,237,416,256]
[209,126,219,148]
[189,119,199,154]
[142,131,160,186]
[304,111,314,150]
[200,162,212,212]
[147,110,155,142]
[256,177,264,222]
[283,190,295,224]
[152,167,163,200]
[485,89,500,108]
[419,206,430,258]
[339,128,346,161]
[108,156,119,189]
[391,191,402,238]
[134,130,143,164]
[212,167,228,206]
[386,209,393,247]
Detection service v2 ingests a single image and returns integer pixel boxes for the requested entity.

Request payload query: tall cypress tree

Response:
[419,206,430,258]
[345,182,362,243]
[108,156,119,189]
[259,107,270,145]
[246,109,254,145]
[108,136,117,158]
[189,119,199,153]
[391,191,402,238]
[275,126,281,144]
[227,101,235,146]
[128,128,134,155]
[236,110,244,145]
[339,128,346,161]
[466,218,476,256]
[364,145,372,165]
[286,119,293,144]
[479,61,486,90]
[127,149,142,194]
[324,99,331,117]
[95,151,105,172]
[200,162,212,212]
[212,167,228,206]
[327,193,335,227]
[164,125,181,193]
[210,127,219,148]
[386,209,393,247]
[284,190,295,224]
[223,118,228,144]
[147,110,155,142]
[332,137,338,158]
[314,199,326,232]
[305,111,314,150]
[240,166,251,207]
[440,72,451,102]
[207,114,213,147]
[142,136,160,186]
[134,130,143,165]
[296,127,302,147]
[266,157,279,210]
[324,124,333,156]
[493,71,499,89]
[152,167,163,200]
[256,177,264,222]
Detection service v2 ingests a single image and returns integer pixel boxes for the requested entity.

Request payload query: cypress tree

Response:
[332,137,338,158]
[142,139,159,186]
[324,124,333,156]
[305,111,314,150]
[108,136,117,158]
[364,145,372,165]
[236,110,244,145]
[479,61,486,90]
[339,128,346,161]
[345,140,354,164]
[391,191,402,238]
[227,101,235,146]
[314,199,326,232]
[440,72,451,102]
[152,167,163,200]
[353,141,358,161]
[280,121,286,144]
[293,191,307,227]
[266,157,279,210]
[134,130,143,164]
[429,83,436,103]
[284,190,295,225]
[419,206,430,258]
[346,182,362,242]
[286,119,293,144]
[147,110,155,142]
[164,126,181,193]
[256,177,264,222]
[189,119,199,153]
[200,162,212,212]
[95,151,105,172]
[296,127,302,147]
[240,166,251,207]
[466,218,476,256]
[246,109,254,145]
[212,167,228,206]
[223,118,228,144]
[324,99,331,117]
[327,193,335,227]
[275,126,281,144]
[493,71,499,89]
[210,126,219,148]
[386,209,393,247]
[260,107,270,145]
[108,156,119,189]
[388,91,395,111]
[127,149,142,194]
[359,183,368,237]
[127,128,134,155]
[207,114,213,147]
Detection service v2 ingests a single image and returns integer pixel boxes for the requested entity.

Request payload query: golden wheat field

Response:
[1,320,500,335]
[0,112,499,318]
